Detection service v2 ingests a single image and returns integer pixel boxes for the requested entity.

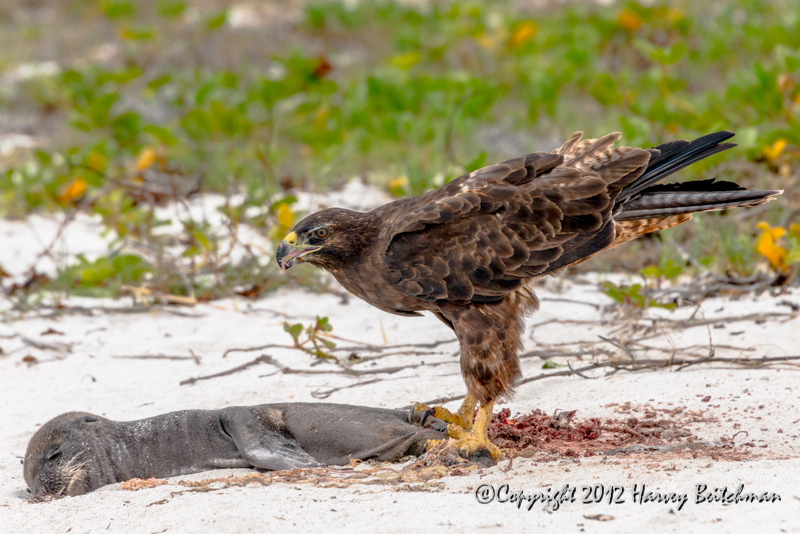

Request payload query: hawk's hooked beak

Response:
[276,231,321,271]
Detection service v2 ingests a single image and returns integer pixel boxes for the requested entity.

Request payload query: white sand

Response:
[1,279,799,533]
[1,193,799,533]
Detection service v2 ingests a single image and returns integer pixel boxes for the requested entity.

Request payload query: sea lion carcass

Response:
[23,402,447,499]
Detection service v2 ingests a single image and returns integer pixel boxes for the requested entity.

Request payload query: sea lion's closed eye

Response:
[46,446,61,462]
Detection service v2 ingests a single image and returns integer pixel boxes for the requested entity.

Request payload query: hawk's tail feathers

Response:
[618,130,737,201]
[613,129,782,220]
[615,180,782,221]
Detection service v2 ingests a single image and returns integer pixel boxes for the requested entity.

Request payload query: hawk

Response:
[276,131,781,459]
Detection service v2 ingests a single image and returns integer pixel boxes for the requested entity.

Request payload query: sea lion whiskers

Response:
[64,468,86,496]
[27,449,87,501]
[62,453,88,497]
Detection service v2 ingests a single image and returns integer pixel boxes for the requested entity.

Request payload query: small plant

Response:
[640,259,684,280]
[602,281,677,310]
[56,253,152,297]
[282,316,336,359]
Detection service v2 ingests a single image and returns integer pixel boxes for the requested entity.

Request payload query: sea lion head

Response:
[24,412,100,500]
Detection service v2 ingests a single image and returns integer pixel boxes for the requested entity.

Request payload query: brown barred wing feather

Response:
[380,133,652,305]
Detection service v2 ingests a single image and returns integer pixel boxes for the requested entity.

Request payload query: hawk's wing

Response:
[379,132,651,304]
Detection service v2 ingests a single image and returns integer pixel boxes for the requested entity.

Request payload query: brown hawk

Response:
[276,131,781,459]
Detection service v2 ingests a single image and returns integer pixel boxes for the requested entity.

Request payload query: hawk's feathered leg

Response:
[428,288,536,458]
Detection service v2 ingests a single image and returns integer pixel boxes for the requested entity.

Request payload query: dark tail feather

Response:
[615,130,781,220]
[616,179,781,221]
[618,131,737,201]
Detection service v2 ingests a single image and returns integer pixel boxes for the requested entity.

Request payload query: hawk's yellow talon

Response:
[446,424,464,439]
[431,406,471,429]
[412,393,478,430]
[447,402,502,460]
[412,402,430,414]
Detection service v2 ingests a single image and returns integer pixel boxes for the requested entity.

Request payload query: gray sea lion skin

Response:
[23,403,446,500]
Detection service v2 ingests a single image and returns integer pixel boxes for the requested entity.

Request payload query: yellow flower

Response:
[387,176,408,191]
[763,139,787,162]
[135,147,157,171]
[617,9,643,32]
[755,221,788,271]
[508,22,537,48]
[57,178,87,203]
[269,203,295,242]
[277,204,294,228]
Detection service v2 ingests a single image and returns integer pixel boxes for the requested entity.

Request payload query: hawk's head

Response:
[276,208,375,272]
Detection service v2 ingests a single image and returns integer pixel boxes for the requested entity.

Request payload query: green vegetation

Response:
[602,281,678,310]
[0,0,798,303]
[283,316,337,359]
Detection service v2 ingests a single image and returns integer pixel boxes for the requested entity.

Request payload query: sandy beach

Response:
[2,257,798,532]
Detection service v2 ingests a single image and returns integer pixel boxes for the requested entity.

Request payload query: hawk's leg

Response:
[447,400,501,460]
[412,392,477,430]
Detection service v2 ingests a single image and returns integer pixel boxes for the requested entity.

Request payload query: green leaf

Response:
[182,246,201,258]
[283,322,303,343]
[590,73,623,106]
[205,11,227,30]
[195,83,213,106]
[34,150,52,166]
[464,151,487,172]
[112,254,152,282]
[101,0,135,19]
[182,109,211,139]
[143,125,178,145]
[120,27,154,40]
[661,259,683,279]
[88,93,119,127]
[110,112,142,146]
[602,282,624,303]
[193,231,213,251]
[147,75,172,91]
[157,1,185,18]
[640,266,662,278]
[786,247,800,265]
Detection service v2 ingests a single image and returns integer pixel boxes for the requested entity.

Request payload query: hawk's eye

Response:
[314,228,329,239]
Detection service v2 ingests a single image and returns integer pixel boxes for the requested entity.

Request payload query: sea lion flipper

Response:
[242,443,323,471]
[221,407,322,471]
